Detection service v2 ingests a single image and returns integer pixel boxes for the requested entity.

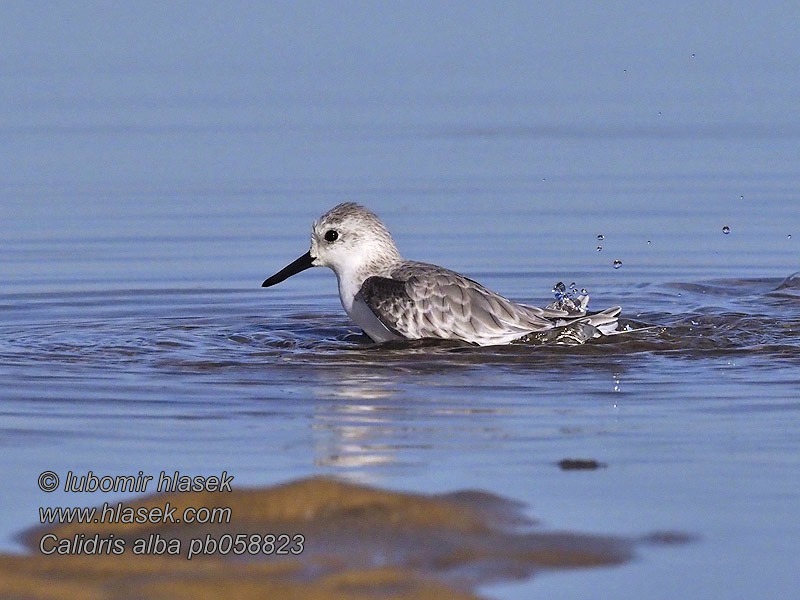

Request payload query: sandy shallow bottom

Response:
[3,477,687,600]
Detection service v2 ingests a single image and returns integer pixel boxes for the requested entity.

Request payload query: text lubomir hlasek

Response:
[61,471,233,493]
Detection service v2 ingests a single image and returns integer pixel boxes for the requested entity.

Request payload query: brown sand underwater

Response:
[3,477,683,600]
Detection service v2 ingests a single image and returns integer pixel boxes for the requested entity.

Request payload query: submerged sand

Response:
[3,477,654,599]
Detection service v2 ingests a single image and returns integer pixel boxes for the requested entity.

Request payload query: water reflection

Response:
[311,368,400,473]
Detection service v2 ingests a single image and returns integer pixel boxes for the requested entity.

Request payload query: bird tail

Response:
[580,306,622,336]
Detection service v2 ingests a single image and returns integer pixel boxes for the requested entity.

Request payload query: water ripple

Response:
[2,275,798,379]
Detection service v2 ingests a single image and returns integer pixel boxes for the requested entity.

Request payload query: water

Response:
[2,2,800,598]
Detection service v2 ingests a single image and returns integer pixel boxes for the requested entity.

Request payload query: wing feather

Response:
[356,262,570,344]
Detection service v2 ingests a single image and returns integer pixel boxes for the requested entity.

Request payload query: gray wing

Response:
[356,262,574,344]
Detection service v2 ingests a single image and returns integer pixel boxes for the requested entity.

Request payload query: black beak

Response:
[262,251,315,287]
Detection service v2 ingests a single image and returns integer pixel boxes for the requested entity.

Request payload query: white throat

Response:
[326,244,400,312]
[336,268,364,314]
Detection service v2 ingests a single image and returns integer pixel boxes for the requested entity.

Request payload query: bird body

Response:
[263,203,621,346]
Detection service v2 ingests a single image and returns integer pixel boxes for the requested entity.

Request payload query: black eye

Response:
[324,229,338,242]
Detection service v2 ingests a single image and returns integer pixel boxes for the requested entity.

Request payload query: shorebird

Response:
[262,203,621,346]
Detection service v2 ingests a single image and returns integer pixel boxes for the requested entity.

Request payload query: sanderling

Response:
[262,203,621,346]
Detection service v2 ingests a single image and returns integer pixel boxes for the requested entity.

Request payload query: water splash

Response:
[550,281,590,312]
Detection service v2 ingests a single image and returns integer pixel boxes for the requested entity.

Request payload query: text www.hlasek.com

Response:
[40,502,230,525]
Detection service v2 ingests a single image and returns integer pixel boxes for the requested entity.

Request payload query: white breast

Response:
[347,296,402,343]
[334,265,403,343]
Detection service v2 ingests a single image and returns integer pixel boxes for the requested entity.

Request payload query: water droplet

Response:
[788,234,793,239]
[658,111,662,116]
[596,245,603,252]
[691,53,696,58]
[623,69,627,73]
[739,195,744,200]
[647,240,651,245]
[722,225,730,234]
[551,281,569,303]
[597,234,604,240]
[581,288,588,294]
[613,259,622,269]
